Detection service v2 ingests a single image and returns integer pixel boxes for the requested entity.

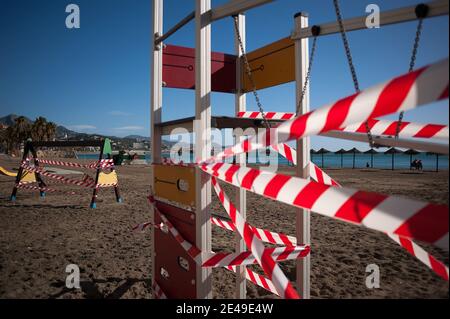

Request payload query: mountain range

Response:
[0,114,150,142]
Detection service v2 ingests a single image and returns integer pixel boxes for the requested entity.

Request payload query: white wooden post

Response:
[150,0,163,299]
[234,13,247,299]
[195,0,213,299]
[294,12,311,299]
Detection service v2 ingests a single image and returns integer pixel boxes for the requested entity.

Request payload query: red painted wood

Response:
[154,200,197,298]
[163,44,236,93]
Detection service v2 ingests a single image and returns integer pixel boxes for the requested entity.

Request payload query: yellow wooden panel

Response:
[153,164,196,207]
[20,171,36,183]
[98,171,118,185]
[242,37,295,92]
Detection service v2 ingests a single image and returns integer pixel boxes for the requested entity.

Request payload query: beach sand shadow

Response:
[49,276,151,299]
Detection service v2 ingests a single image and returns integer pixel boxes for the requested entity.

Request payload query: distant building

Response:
[133,142,145,150]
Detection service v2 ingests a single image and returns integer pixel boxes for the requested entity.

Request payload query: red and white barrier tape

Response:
[211,176,300,299]
[387,233,449,281]
[309,163,340,187]
[211,216,297,247]
[225,266,278,296]
[237,111,296,120]
[135,214,286,296]
[30,158,114,170]
[21,163,117,189]
[237,113,449,141]
[202,245,309,268]
[213,59,448,163]
[338,119,449,141]
[202,163,449,251]
[148,195,203,265]
[152,280,167,299]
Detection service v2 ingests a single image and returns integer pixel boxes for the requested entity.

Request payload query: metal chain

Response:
[333,0,375,148]
[296,36,318,114]
[233,15,271,130]
[395,18,424,138]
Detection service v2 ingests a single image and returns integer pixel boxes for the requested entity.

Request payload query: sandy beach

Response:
[0,155,448,299]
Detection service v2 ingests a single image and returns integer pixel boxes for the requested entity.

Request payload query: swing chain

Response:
[296,33,318,114]
[233,15,271,130]
[395,4,428,138]
[333,0,375,149]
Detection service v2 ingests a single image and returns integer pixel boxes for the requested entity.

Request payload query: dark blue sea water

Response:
[77,152,449,170]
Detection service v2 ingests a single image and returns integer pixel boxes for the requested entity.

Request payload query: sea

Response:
[76,152,449,170]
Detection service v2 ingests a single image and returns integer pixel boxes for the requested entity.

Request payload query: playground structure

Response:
[0,166,18,177]
[148,0,449,298]
[10,139,122,208]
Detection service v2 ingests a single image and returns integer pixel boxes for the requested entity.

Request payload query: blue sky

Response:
[0,0,448,150]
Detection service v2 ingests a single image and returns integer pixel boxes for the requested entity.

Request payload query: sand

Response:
[0,155,448,299]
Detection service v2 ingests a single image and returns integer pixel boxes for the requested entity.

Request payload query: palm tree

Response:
[45,122,57,141]
[12,116,31,147]
[32,117,48,141]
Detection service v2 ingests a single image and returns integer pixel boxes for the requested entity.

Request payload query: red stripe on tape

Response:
[335,191,388,224]
[394,204,449,244]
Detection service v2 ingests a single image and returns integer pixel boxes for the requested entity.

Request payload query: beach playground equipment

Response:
[145,0,449,298]
[10,139,122,208]
[0,166,18,177]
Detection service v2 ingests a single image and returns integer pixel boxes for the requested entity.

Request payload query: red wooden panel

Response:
[154,200,197,299]
[163,44,236,93]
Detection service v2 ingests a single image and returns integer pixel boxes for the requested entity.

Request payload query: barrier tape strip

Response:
[211,216,297,247]
[20,163,117,188]
[152,280,167,299]
[387,233,449,281]
[30,158,115,170]
[134,216,280,296]
[137,215,297,247]
[147,196,307,270]
[148,195,203,265]
[211,176,300,299]
[16,183,77,195]
[202,162,449,251]
[202,245,309,268]
[225,266,279,296]
[237,111,296,120]
[338,119,449,141]
[309,163,340,187]
[237,114,449,140]
[212,59,448,164]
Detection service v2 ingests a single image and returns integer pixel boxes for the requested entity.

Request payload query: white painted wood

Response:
[195,0,213,299]
[294,12,311,299]
[150,0,163,299]
[292,0,449,40]
[234,13,247,299]
[210,0,274,22]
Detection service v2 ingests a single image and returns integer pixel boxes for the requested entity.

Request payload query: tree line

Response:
[0,116,57,154]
